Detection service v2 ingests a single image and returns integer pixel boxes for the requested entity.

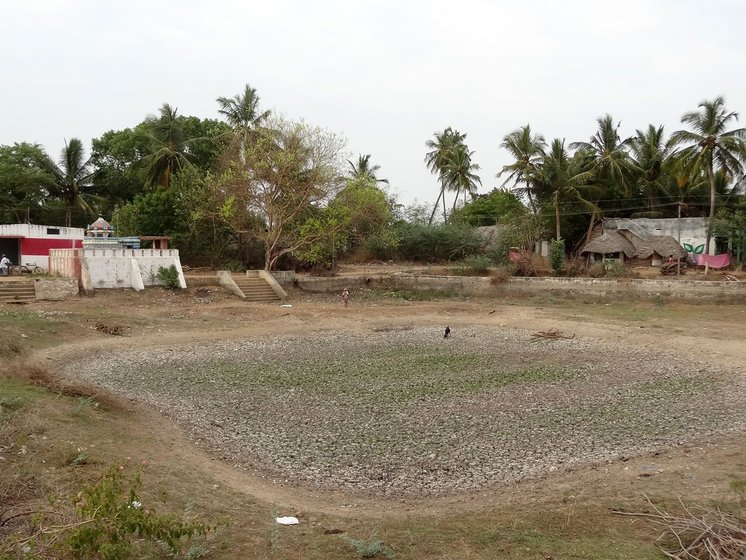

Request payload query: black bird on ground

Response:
[444,326,451,339]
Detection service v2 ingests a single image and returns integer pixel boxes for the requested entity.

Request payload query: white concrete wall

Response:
[48,249,81,278]
[605,218,711,256]
[0,223,84,239]
[82,249,186,290]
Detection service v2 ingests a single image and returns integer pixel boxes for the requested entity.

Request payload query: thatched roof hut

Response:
[581,231,636,258]
[636,235,687,259]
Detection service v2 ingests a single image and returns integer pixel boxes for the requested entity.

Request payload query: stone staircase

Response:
[232,274,281,302]
[0,279,36,303]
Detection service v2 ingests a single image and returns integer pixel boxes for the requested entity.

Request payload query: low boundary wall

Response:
[49,248,186,292]
[295,274,746,302]
[34,278,78,301]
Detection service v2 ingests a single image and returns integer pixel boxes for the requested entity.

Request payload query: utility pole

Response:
[677,202,682,277]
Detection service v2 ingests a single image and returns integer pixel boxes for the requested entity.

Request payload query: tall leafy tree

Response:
[0,143,52,223]
[456,188,526,227]
[211,116,347,270]
[669,96,746,253]
[425,127,466,224]
[498,125,547,213]
[535,139,598,240]
[89,127,153,210]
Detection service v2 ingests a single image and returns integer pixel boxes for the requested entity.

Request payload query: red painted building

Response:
[0,224,84,271]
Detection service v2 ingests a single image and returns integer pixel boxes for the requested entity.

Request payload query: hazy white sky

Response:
[2,0,745,207]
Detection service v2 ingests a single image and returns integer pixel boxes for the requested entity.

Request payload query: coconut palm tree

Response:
[669,96,746,253]
[347,154,389,185]
[629,124,670,216]
[570,114,634,192]
[441,142,481,211]
[142,104,194,189]
[41,138,98,227]
[425,127,466,224]
[216,84,271,155]
[535,139,598,240]
[570,114,634,244]
[498,125,547,213]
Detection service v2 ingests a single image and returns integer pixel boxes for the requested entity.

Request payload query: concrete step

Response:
[232,275,281,302]
[0,280,36,302]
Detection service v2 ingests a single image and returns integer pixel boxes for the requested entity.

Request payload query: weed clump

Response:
[340,532,396,559]
[156,265,181,290]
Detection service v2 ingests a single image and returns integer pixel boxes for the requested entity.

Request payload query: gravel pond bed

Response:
[62,326,746,496]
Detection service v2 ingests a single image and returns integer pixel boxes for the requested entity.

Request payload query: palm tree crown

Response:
[570,114,633,192]
[629,124,670,215]
[347,154,389,185]
[669,96,746,253]
[216,84,271,131]
[535,138,597,240]
[498,125,546,213]
[43,138,97,226]
[143,103,194,188]
[441,142,481,211]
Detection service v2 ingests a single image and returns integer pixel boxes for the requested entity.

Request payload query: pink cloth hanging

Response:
[695,253,731,268]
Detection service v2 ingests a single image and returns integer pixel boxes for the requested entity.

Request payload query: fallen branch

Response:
[611,495,746,559]
[0,510,62,528]
[530,329,575,342]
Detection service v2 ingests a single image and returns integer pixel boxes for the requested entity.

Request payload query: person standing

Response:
[0,255,10,276]
[342,288,349,308]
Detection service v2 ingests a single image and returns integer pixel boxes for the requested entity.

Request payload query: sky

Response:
[2,0,745,209]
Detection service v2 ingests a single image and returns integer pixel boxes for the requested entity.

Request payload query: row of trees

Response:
[430,96,746,256]
[0,85,400,269]
[2,90,745,270]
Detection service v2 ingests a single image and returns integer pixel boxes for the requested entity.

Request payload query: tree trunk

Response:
[442,189,447,223]
[554,196,561,241]
[584,208,597,248]
[705,163,715,255]
[526,180,537,214]
[428,186,444,225]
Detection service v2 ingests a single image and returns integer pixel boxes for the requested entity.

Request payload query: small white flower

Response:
[21,545,32,554]
[131,500,142,509]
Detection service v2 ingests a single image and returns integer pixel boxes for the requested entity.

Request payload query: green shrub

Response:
[394,223,482,262]
[549,239,565,276]
[6,463,213,559]
[156,265,181,289]
[450,255,493,276]
[365,229,400,260]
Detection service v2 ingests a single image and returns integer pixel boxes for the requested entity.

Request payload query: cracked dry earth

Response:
[61,323,746,497]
